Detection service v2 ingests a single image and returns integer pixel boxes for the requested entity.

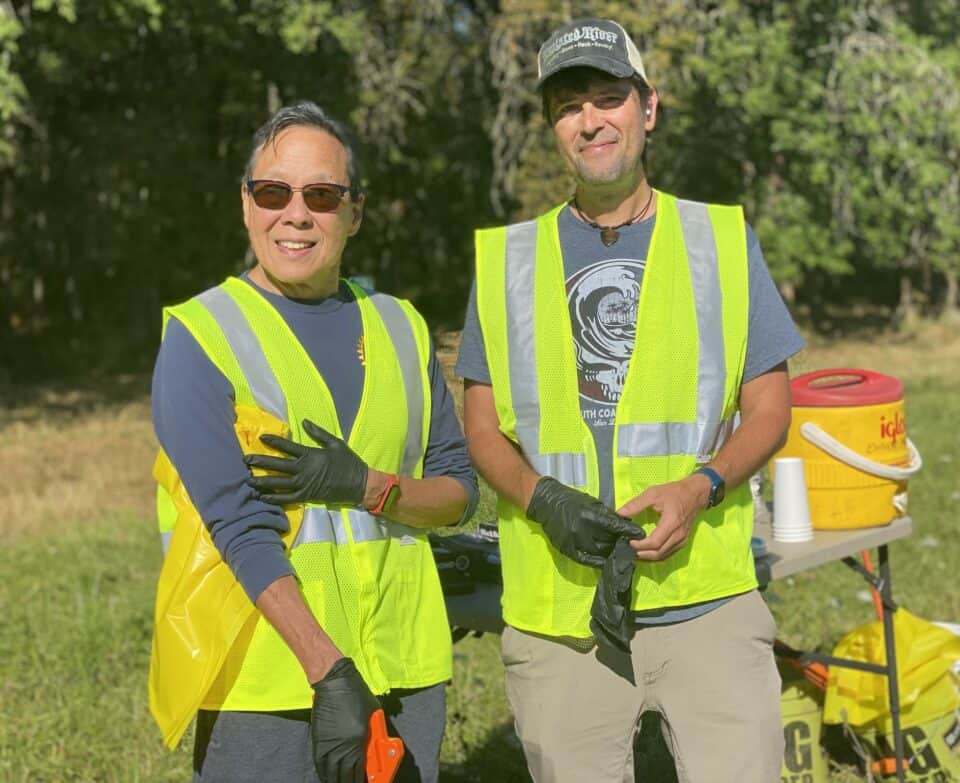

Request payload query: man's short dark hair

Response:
[244,101,363,199]
[540,68,651,126]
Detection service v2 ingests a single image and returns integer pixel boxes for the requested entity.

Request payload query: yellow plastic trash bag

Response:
[824,609,960,732]
[824,612,960,780]
[149,404,303,749]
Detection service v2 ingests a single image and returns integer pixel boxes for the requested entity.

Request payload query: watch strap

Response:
[693,466,725,508]
[369,473,400,516]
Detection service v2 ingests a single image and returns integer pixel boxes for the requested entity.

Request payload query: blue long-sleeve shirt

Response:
[152,275,478,602]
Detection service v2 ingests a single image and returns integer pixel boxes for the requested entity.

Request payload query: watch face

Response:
[712,484,725,506]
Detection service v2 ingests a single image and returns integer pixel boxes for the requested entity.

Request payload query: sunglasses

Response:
[246,180,352,213]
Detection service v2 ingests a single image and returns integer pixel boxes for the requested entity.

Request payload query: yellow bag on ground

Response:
[824,610,960,729]
[149,405,302,749]
[823,610,960,780]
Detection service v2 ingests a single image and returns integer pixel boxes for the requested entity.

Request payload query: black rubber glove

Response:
[525,476,645,568]
[245,419,368,507]
[310,657,380,783]
[590,537,638,653]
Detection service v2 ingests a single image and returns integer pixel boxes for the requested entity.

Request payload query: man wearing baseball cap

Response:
[456,17,803,783]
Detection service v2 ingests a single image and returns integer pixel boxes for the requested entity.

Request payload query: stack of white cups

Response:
[772,457,814,543]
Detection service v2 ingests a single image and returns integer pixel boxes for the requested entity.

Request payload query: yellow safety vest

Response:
[476,191,756,639]
[149,277,451,748]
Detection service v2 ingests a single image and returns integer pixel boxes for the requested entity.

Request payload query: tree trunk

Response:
[779,280,795,305]
[896,274,918,328]
[942,270,960,323]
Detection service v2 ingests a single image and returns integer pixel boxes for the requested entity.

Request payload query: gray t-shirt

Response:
[455,204,804,624]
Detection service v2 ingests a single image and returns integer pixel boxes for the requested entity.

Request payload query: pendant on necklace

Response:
[600,227,620,247]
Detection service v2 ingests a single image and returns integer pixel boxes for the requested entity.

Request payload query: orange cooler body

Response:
[771,369,911,530]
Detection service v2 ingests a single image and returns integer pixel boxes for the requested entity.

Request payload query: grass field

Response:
[1,323,958,782]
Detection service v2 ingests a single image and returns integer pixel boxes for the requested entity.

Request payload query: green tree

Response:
[0,0,498,380]
[824,11,960,322]
[488,1,960,324]
[255,0,498,319]
[2,0,959,382]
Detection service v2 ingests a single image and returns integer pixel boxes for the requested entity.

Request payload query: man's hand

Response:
[310,657,380,783]
[619,473,711,561]
[526,476,645,568]
[245,419,368,506]
[620,365,793,562]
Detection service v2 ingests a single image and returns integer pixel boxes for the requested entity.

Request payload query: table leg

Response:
[878,544,906,783]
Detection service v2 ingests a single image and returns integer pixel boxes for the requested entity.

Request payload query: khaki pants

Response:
[502,590,783,783]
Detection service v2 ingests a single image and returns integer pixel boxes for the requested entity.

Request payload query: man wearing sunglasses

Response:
[150,101,477,783]
[457,17,803,783]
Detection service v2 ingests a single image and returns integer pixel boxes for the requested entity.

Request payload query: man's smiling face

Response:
[548,72,655,189]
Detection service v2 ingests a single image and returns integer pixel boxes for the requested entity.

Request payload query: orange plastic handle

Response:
[366,708,404,782]
[870,757,909,776]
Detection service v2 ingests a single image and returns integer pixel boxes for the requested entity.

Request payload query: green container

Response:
[780,672,829,783]
[860,708,960,781]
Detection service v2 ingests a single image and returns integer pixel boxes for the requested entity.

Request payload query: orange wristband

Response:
[369,474,400,516]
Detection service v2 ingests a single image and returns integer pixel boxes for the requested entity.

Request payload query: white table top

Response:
[754,516,913,581]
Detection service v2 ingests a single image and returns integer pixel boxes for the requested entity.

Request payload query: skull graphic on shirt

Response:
[566,259,645,406]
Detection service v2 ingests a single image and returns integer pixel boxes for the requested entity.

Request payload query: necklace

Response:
[573,189,655,247]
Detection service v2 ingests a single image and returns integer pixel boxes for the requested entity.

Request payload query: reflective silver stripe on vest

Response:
[197,287,288,422]
[618,200,729,462]
[294,507,419,546]
[160,530,172,556]
[504,220,540,450]
[503,221,587,487]
[528,452,588,487]
[617,419,733,459]
[346,508,382,543]
[294,506,347,546]
[347,509,420,544]
[367,294,423,476]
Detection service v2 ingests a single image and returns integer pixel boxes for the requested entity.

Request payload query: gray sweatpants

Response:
[193,683,446,783]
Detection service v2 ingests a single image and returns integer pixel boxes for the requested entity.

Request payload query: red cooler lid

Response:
[791,369,903,407]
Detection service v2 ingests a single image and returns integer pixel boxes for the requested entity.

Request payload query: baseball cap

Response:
[537,18,650,87]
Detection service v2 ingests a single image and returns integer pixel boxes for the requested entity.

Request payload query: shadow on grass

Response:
[439,719,529,783]
[0,370,151,425]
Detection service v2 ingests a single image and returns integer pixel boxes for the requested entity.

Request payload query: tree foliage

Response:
[0,0,496,378]
[493,0,960,319]
[0,0,958,380]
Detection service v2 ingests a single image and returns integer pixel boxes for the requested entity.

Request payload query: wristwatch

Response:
[369,473,401,516]
[693,466,726,508]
